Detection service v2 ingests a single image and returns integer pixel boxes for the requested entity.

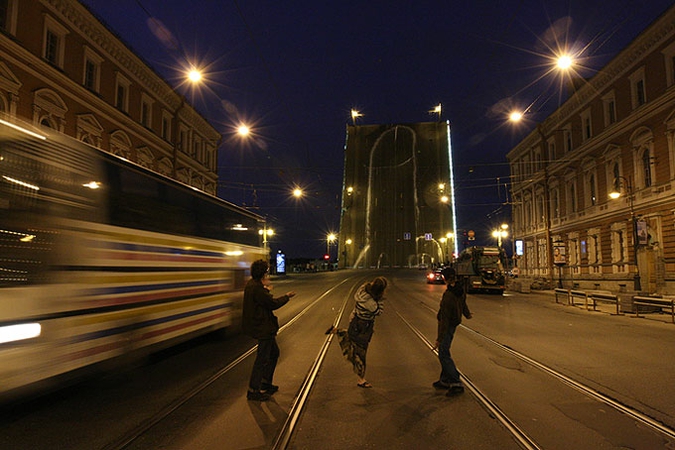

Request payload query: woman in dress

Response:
[326,276,387,388]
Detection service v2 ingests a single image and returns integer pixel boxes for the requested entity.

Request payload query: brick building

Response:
[508,5,675,293]
[0,0,219,193]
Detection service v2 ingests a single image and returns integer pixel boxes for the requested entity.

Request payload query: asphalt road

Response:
[1,270,674,449]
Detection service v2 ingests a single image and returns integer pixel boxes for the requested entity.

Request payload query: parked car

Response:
[426,269,445,284]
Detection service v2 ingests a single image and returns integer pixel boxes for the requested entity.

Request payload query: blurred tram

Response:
[0,118,265,400]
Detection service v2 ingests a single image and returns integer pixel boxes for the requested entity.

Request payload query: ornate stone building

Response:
[0,0,219,193]
[508,5,675,293]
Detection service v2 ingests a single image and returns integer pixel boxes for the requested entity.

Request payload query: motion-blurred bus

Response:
[0,118,264,401]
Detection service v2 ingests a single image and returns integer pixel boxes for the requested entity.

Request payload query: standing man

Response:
[433,266,472,396]
[242,259,296,401]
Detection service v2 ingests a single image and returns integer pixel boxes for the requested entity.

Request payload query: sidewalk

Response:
[507,287,675,325]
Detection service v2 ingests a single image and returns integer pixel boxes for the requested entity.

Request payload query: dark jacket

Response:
[242,278,291,339]
[436,282,471,341]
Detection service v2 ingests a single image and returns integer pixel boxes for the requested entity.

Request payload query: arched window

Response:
[589,173,597,206]
[641,148,652,188]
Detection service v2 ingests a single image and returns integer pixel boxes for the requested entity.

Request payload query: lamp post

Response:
[259,226,274,256]
[609,176,641,291]
[492,224,508,248]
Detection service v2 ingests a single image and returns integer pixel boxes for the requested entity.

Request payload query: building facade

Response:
[507,5,675,293]
[338,121,456,268]
[0,0,219,193]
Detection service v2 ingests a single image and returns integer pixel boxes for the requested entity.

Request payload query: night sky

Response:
[79,0,673,259]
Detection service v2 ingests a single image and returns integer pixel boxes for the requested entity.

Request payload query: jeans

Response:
[249,337,280,391]
[438,325,461,385]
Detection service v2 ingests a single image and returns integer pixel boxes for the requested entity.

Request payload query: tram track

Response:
[404,299,675,448]
[102,278,356,450]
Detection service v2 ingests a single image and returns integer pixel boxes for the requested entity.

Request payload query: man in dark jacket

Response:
[433,266,472,396]
[242,259,296,401]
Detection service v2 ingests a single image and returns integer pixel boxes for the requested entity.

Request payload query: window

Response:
[0,0,17,35]
[547,139,556,162]
[0,0,8,31]
[83,47,103,92]
[587,228,601,268]
[161,111,172,141]
[42,15,68,68]
[611,223,628,270]
[536,191,545,224]
[629,67,647,109]
[581,109,592,142]
[641,149,652,188]
[563,126,573,153]
[632,128,654,190]
[140,93,153,128]
[568,181,577,213]
[115,73,130,112]
[588,173,597,206]
[551,187,560,219]
[178,127,188,151]
[636,80,646,106]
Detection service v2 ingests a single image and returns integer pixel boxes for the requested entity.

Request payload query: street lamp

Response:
[609,176,641,291]
[344,238,353,268]
[327,233,337,257]
[259,226,274,255]
[492,224,508,248]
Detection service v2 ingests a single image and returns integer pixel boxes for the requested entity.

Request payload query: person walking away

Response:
[326,277,387,388]
[242,259,296,401]
[433,267,472,396]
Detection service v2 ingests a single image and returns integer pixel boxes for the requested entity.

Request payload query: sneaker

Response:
[261,383,279,394]
[432,380,450,389]
[247,390,271,401]
[446,385,465,396]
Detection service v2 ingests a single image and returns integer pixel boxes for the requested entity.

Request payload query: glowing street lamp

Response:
[293,188,303,198]
[187,69,202,83]
[327,233,337,255]
[237,124,250,137]
[556,54,574,70]
[492,224,508,248]
[259,227,274,254]
[509,111,523,123]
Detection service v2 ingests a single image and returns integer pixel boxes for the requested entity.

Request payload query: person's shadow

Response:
[246,397,288,445]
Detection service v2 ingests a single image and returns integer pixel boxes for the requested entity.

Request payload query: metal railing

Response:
[633,296,675,324]
[554,288,621,315]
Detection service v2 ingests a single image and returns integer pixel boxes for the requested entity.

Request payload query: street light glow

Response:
[556,54,574,70]
[293,188,303,198]
[187,69,202,83]
[509,111,523,122]
[237,124,250,136]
